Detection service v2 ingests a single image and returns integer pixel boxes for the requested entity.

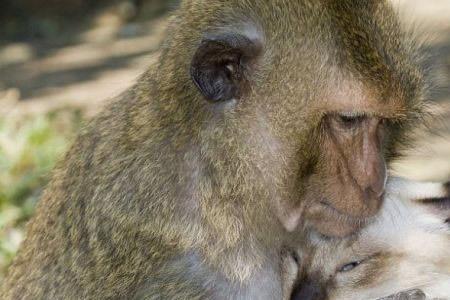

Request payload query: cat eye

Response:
[338,260,362,273]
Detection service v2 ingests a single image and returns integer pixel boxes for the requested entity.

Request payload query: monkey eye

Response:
[337,113,366,127]
[327,112,367,131]
[338,260,362,273]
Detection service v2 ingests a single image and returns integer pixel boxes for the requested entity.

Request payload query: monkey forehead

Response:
[311,76,409,118]
[259,2,424,113]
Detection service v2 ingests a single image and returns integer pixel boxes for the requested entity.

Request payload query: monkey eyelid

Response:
[324,105,410,119]
[336,111,368,118]
[331,111,407,120]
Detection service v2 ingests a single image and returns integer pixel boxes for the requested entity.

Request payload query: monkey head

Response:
[162,0,429,238]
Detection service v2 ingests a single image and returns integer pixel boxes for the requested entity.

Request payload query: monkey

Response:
[284,177,450,300]
[1,0,430,299]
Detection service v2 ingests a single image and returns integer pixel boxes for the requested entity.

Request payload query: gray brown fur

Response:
[1,0,428,299]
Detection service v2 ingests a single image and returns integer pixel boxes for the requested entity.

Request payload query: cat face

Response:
[285,177,450,300]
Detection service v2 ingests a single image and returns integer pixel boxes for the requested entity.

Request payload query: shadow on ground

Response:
[0,0,179,111]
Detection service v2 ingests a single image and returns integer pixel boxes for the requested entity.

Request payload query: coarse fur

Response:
[1,1,430,299]
[285,177,450,300]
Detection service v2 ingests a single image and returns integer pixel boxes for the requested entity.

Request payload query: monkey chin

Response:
[305,202,372,238]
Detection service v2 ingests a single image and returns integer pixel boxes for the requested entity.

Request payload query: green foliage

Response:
[0,108,83,279]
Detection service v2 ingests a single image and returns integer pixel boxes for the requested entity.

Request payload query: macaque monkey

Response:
[285,178,450,300]
[1,0,430,299]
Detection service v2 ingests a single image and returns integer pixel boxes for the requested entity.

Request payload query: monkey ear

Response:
[190,33,262,103]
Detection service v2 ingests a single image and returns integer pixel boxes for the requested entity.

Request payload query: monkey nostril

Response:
[362,188,384,214]
[374,187,385,198]
[370,166,387,198]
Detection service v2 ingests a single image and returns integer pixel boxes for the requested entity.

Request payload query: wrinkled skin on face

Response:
[284,178,450,300]
[302,113,388,237]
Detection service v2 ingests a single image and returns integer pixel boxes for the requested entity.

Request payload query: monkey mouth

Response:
[318,200,377,220]
[306,200,372,237]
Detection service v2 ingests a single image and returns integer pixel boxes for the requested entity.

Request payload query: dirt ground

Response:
[1,0,449,181]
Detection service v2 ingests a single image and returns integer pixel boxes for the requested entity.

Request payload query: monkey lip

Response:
[318,200,374,220]
[306,201,373,237]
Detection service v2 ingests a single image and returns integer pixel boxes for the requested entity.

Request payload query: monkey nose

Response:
[371,174,387,198]
[368,161,387,198]
[359,174,386,215]
[362,170,386,215]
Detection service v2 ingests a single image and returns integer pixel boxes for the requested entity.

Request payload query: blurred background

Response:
[0,0,449,280]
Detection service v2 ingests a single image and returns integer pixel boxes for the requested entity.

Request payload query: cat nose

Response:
[290,279,327,300]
